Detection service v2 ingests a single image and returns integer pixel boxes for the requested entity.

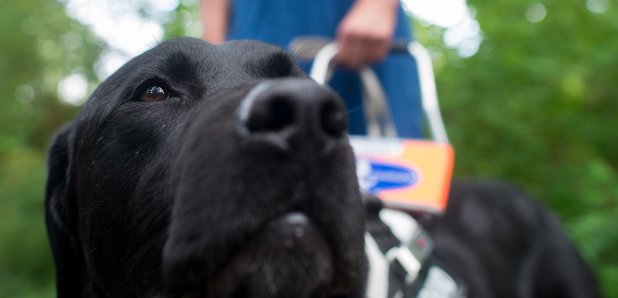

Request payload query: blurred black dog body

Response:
[429,181,601,298]
[45,38,600,298]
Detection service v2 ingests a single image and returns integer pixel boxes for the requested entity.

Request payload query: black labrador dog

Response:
[46,38,365,297]
[45,37,601,298]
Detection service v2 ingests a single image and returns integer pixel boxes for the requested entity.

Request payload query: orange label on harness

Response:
[350,137,454,213]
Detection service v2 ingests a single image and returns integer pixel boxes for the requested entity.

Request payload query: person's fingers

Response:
[336,25,393,68]
[338,35,390,69]
[365,38,380,63]
[337,32,365,69]
[366,36,390,64]
[335,0,398,69]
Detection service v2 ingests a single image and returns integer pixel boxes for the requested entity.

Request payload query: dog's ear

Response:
[45,123,90,297]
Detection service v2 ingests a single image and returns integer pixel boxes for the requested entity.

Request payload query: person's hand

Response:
[335,0,399,69]
[201,0,229,43]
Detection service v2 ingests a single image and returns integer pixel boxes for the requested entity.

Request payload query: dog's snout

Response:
[237,79,347,156]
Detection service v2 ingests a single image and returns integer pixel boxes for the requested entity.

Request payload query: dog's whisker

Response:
[346,105,362,116]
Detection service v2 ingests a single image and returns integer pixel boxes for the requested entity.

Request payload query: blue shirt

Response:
[227,0,423,138]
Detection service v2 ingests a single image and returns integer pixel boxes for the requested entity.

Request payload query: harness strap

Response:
[365,196,425,297]
[364,192,466,298]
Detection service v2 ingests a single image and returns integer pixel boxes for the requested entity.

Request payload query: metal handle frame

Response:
[309,41,449,143]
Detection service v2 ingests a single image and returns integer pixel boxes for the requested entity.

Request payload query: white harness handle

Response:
[309,41,449,143]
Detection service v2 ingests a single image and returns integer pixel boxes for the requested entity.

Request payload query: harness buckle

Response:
[386,246,421,284]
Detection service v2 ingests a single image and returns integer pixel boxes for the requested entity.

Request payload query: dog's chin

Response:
[205,212,335,298]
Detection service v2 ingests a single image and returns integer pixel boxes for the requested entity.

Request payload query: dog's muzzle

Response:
[162,78,365,298]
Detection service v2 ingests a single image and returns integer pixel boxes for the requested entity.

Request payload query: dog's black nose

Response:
[237,79,347,157]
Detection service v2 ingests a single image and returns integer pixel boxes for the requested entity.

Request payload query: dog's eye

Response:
[140,85,169,102]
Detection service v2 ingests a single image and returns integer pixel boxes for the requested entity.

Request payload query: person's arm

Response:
[200,0,230,43]
[335,0,400,69]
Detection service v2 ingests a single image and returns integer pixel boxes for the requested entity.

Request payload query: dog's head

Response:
[45,38,365,297]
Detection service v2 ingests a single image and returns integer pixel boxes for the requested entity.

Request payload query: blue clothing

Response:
[227,0,423,138]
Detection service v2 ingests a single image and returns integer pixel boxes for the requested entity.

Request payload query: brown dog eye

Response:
[140,85,169,102]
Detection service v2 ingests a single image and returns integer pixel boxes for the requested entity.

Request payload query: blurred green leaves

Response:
[0,148,53,296]
[0,0,104,296]
[415,0,618,296]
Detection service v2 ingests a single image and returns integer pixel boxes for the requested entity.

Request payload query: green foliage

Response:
[162,0,201,39]
[0,148,54,297]
[415,0,618,296]
[0,0,104,296]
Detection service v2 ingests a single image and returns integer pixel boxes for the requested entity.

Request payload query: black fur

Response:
[428,181,601,298]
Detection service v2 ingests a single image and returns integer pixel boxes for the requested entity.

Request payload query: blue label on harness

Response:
[357,160,418,193]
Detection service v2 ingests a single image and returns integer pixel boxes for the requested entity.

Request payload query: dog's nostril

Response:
[245,96,295,134]
[238,79,348,157]
[320,101,347,138]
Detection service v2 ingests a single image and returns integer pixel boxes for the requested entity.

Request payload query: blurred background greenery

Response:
[0,0,616,296]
